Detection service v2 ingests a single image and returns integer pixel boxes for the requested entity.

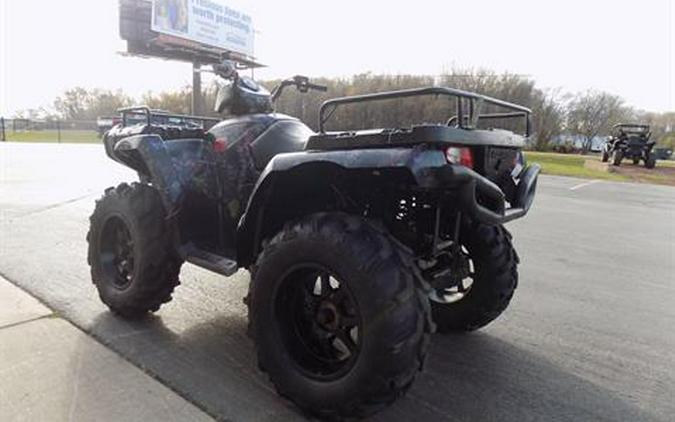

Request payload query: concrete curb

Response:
[0,277,213,422]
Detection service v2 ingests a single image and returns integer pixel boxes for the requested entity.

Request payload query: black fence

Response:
[0,118,99,143]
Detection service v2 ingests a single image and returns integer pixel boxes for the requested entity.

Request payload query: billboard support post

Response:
[192,62,202,116]
[1,117,5,142]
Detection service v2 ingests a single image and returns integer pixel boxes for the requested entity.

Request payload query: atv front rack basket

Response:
[611,123,651,137]
[118,106,221,130]
[318,86,532,136]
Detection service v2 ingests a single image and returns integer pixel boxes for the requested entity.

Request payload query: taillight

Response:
[511,151,525,177]
[213,138,229,153]
[445,147,474,168]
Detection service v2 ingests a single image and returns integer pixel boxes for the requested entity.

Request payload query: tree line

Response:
[13,70,675,151]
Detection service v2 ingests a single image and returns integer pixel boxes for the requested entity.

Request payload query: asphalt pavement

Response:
[1,142,674,421]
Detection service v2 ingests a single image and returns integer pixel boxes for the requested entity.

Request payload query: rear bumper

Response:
[425,163,540,225]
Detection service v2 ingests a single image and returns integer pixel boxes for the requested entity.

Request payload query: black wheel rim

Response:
[428,245,475,304]
[99,216,135,290]
[275,264,361,380]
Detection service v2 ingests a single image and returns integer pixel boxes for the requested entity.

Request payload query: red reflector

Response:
[446,147,474,168]
[459,147,474,168]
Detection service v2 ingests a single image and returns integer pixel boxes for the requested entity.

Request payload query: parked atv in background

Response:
[653,146,673,160]
[87,59,540,419]
[602,124,656,168]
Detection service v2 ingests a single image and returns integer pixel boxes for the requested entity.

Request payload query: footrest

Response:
[185,247,238,276]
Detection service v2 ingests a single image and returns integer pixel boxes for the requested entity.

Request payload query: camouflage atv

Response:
[88,60,540,419]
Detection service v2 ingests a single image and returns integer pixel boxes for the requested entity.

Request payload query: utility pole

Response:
[192,62,202,116]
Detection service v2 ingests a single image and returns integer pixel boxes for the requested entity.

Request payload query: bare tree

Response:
[38,74,675,156]
[565,90,630,153]
[530,89,564,151]
[141,85,192,115]
[54,88,132,120]
[11,107,53,120]
[636,110,675,147]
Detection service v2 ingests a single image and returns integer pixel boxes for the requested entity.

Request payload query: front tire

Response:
[601,150,609,162]
[248,213,432,419]
[612,149,623,166]
[430,223,519,333]
[87,183,182,318]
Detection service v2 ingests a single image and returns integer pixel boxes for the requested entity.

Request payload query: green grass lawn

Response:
[524,151,628,181]
[658,158,675,168]
[5,130,100,143]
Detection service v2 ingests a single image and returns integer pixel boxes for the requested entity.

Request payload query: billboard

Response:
[151,0,254,57]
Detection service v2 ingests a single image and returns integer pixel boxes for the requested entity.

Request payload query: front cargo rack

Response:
[611,123,651,136]
[317,86,532,136]
[118,106,221,130]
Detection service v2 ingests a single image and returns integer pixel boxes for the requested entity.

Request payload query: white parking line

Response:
[569,180,601,191]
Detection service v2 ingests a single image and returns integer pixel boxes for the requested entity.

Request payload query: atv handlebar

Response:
[271,76,327,102]
[304,82,328,92]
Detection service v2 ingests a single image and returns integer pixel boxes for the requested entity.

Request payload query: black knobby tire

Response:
[431,223,519,333]
[247,212,433,419]
[601,151,609,162]
[645,155,656,169]
[632,157,640,165]
[612,149,623,166]
[87,183,182,318]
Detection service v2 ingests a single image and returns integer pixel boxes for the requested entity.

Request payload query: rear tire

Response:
[645,154,656,169]
[430,223,519,333]
[87,183,182,318]
[248,212,432,419]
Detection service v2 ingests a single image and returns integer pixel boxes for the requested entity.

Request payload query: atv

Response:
[88,60,540,419]
[602,124,656,168]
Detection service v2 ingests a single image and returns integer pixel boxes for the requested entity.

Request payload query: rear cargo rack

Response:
[318,86,532,136]
[118,106,221,130]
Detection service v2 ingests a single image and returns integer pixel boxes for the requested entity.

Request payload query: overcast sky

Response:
[1,0,673,116]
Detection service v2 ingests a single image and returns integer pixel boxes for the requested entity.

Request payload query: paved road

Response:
[1,143,674,421]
